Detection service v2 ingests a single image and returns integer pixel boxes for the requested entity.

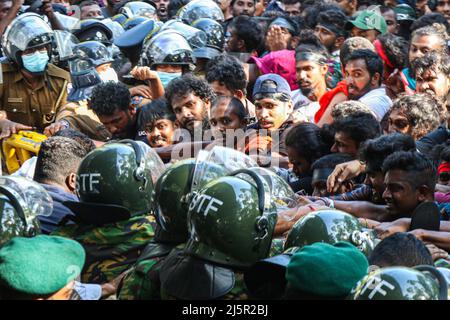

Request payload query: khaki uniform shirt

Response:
[0,62,70,131]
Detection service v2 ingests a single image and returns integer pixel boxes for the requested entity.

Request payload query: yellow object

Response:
[1,131,47,174]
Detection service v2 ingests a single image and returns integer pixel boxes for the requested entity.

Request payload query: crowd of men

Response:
[0,0,449,300]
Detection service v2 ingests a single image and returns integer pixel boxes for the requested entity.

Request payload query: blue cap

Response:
[252,73,291,99]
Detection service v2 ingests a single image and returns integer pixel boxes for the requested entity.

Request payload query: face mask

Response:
[157,71,182,87]
[98,67,119,83]
[22,50,49,73]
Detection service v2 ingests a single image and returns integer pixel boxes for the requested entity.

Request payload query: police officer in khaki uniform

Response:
[0,13,70,138]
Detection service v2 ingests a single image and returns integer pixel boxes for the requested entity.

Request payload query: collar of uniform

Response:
[13,69,47,91]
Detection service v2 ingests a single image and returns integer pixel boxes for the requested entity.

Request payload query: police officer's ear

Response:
[66,172,77,193]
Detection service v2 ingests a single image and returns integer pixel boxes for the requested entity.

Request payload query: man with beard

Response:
[435,0,450,25]
[413,51,450,156]
[165,74,214,139]
[152,0,170,21]
[314,10,349,60]
[230,0,255,16]
[89,82,147,142]
[292,44,329,122]
[343,49,392,121]
[224,15,263,57]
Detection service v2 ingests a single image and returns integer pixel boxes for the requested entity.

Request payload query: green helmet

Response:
[0,176,53,246]
[351,265,448,300]
[185,168,279,269]
[284,210,376,256]
[153,158,196,244]
[64,140,165,225]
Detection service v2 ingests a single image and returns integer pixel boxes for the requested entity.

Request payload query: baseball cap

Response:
[345,10,388,34]
[252,73,292,101]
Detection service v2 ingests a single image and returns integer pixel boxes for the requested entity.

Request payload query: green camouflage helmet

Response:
[65,140,165,225]
[0,176,53,246]
[185,168,278,269]
[153,158,196,243]
[351,265,448,300]
[284,209,376,256]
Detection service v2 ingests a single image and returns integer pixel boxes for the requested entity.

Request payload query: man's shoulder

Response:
[1,61,17,73]
[46,63,70,81]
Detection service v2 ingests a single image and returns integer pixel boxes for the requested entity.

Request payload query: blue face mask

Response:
[157,71,182,88]
[22,50,49,73]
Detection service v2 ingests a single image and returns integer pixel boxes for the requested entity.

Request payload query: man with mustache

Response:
[343,48,392,121]
[152,0,170,21]
[165,74,214,138]
[292,44,329,122]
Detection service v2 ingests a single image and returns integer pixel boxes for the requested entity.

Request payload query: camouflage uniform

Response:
[117,242,182,300]
[52,215,155,284]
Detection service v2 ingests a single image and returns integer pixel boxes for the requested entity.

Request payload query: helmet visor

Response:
[3,13,53,51]
[53,30,79,61]
[191,146,257,193]
[147,30,193,65]
[0,176,53,221]
[137,141,166,184]
[161,20,207,49]
[177,0,224,24]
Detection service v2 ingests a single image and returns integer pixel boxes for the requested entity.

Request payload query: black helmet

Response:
[72,19,113,45]
[140,30,195,68]
[66,41,112,102]
[1,13,53,67]
[191,18,224,59]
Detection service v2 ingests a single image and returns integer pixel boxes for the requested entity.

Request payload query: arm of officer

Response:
[0,0,23,37]
[0,119,33,138]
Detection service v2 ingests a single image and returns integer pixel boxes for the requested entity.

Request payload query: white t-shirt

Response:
[358,87,392,121]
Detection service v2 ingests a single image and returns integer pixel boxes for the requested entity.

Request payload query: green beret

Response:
[0,235,85,296]
[286,241,368,297]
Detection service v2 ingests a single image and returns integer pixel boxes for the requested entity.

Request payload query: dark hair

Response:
[389,94,443,140]
[410,14,450,34]
[167,0,191,18]
[268,15,300,36]
[211,96,247,121]
[339,37,375,66]
[311,153,355,171]
[333,112,381,148]
[369,233,433,267]
[90,82,131,116]
[205,54,248,94]
[285,122,331,164]
[138,98,175,131]
[302,1,344,29]
[359,133,416,173]
[165,74,216,108]
[54,128,96,153]
[295,30,329,63]
[381,151,437,190]
[228,16,264,53]
[34,137,87,186]
[344,49,384,85]
[411,51,450,80]
[376,33,409,70]
[316,9,349,38]
[282,0,300,5]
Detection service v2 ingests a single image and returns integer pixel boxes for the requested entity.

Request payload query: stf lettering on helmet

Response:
[76,173,101,194]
